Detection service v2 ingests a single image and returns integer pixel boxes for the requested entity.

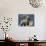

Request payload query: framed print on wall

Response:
[18,14,34,26]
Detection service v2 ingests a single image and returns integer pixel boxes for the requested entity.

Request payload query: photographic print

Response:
[18,14,34,26]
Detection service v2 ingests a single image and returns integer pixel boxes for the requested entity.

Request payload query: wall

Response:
[0,0,46,40]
